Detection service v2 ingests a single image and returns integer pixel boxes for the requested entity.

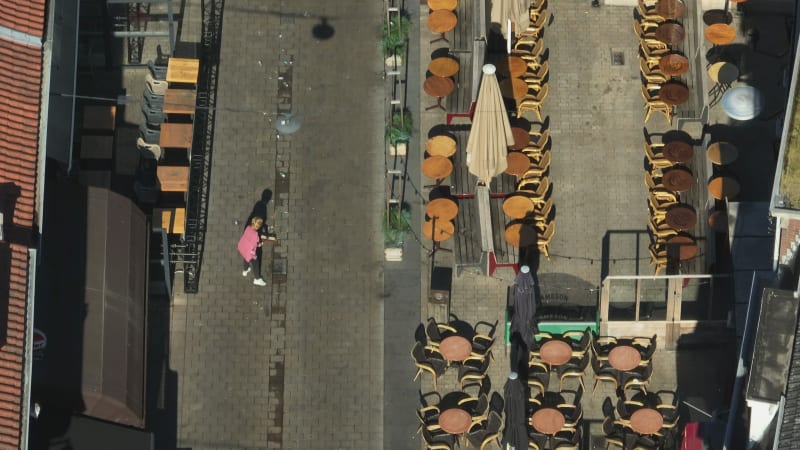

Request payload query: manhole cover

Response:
[611,50,625,66]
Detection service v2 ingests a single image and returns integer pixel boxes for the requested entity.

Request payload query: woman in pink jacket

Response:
[238,216,267,286]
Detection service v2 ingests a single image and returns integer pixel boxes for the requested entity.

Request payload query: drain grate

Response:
[611,50,625,66]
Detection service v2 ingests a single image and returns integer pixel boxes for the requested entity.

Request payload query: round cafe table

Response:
[703,9,732,26]
[608,345,642,371]
[428,0,457,11]
[429,57,460,78]
[659,53,689,77]
[539,340,573,366]
[665,204,697,231]
[423,218,455,242]
[705,23,736,45]
[504,222,538,247]
[510,127,530,150]
[506,56,528,78]
[500,77,528,102]
[706,142,739,165]
[655,22,686,45]
[422,155,454,181]
[708,176,740,200]
[661,166,693,192]
[654,0,685,19]
[666,234,698,261]
[427,10,457,41]
[531,408,566,435]
[506,152,531,178]
[426,197,459,221]
[439,408,472,434]
[662,141,693,163]
[438,335,472,361]
[708,210,729,233]
[427,135,457,157]
[502,194,536,219]
[708,62,739,85]
[630,408,664,435]
[424,76,455,110]
[659,82,690,105]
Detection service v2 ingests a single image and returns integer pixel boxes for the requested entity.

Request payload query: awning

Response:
[33,182,148,429]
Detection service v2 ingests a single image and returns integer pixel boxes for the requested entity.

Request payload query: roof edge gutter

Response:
[20,248,37,450]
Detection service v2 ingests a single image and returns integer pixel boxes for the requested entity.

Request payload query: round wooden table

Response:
[662,166,693,192]
[630,408,664,435]
[531,408,565,435]
[506,152,531,178]
[539,340,573,366]
[500,77,528,102]
[429,57,460,78]
[708,210,729,233]
[708,62,739,85]
[427,10,457,41]
[666,234,698,260]
[423,218,455,242]
[503,194,536,219]
[504,222,538,247]
[708,176,740,200]
[427,135,457,157]
[665,204,697,231]
[608,345,642,371]
[428,0,457,10]
[426,197,459,221]
[423,76,455,109]
[655,22,685,45]
[439,408,472,434]
[438,335,472,361]
[510,127,530,150]
[706,142,739,165]
[662,141,693,163]
[659,54,689,77]
[703,9,732,25]
[705,23,736,45]
[422,155,454,180]
[659,82,690,105]
[655,0,685,19]
[506,56,528,78]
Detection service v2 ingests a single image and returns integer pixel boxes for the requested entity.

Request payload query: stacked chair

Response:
[514,2,550,120]
[634,7,672,124]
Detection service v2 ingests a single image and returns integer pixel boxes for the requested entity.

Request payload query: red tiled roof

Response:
[0,0,46,37]
[780,218,800,262]
[0,33,44,449]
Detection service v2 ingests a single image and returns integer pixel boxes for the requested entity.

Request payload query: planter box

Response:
[384,247,403,261]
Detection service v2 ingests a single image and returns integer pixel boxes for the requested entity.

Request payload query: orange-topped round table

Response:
[630,408,664,435]
[655,22,685,45]
[424,76,455,110]
[506,56,528,78]
[422,156,454,181]
[439,408,472,434]
[426,198,459,221]
[423,219,455,242]
[608,345,642,371]
[662,141,693,163]
[427,135,457,157]
[427,10,457,42]
[539,340,572,366]
[502,194,536,219]
[708,176,740,200]
[659,82,690,105]
[506,152,531,178]
[500,77,528,102]
[705,23,736,45]
[429,57,460,78]
[659,54,689,77]
[662,166,693,192]
[438,335,472,361]
[665,204,697,231]
[531,408,565,435]
[510,127,531,150]
[706,142,738,165]
[666,234,698,261]
[428,0,457,10]
[504,222,538,247]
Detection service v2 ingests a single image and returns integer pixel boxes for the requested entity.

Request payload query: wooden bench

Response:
[152,207,186,234]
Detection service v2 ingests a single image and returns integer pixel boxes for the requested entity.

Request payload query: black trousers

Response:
[243,257,261,278]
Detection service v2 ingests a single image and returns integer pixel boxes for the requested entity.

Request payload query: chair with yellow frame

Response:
[521,152,551,179]
[523,60,549,88]
[639,58,667,84]
[644,143,674,170]
[523,129,550,156]
[519,11,548,39]
[641,85,672,124]
[529,0,548,22]
[536,220,556,260]
[517,83,549,120]
[639,42,669,67]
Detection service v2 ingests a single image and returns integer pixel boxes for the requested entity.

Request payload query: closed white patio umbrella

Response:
[466,64,514,186]
[491,0,530,40]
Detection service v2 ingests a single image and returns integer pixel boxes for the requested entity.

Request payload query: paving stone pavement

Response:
[170,0,385,449]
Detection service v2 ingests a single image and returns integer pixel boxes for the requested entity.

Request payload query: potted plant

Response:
[383,205,410,261]
[382,13,410,68]
[386,109,413,156]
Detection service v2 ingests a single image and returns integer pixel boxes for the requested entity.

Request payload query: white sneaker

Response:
[242,268,251,277]
[253,278,267,286]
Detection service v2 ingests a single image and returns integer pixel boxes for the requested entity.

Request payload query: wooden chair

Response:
[639,58,667,84]
[458,353,492,389]
[622,363,654,393]
[639,42,669,67]
[527,360,550,397]
[517,177,549,199]
[422,428,455,450]
[537,220,555,260]
[416,405,441,433]
[522,152,551,179]
[517,84,549,120]
[412,342,446,391]
[634,4,665,24]
[519,12,547,39]
[591,354,619,394]
[557,353,589,391]
[641,86,672,124]
[533,197,553,221]
[524,60,549,87]
[514,36,544,58]
[529,0,548,22]
[644,143,673,169]
[523,129,550,155]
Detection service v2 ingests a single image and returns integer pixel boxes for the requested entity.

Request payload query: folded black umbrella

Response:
[511,265,537,349]
[502,373,529,449]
